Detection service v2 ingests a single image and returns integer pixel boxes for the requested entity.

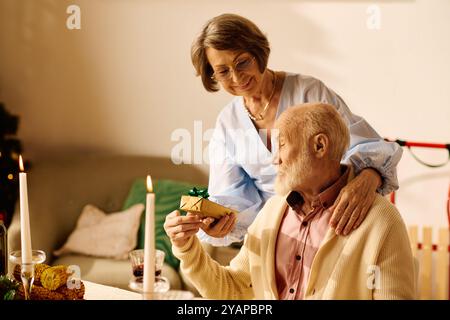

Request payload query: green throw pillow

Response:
[122,179,206,270]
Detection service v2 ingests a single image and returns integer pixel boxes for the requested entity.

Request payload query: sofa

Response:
[7,155,239,295]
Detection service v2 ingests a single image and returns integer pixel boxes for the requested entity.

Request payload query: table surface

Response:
[83,280,197,300]
[83,280,141,300]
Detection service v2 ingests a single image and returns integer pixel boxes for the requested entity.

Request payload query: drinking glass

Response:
[9,250,46,300]
[128,249,170,294]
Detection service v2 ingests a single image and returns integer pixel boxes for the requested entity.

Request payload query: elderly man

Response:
[164,103,416,299]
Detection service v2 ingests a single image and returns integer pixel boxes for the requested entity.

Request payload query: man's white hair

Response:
[276,103,350,162]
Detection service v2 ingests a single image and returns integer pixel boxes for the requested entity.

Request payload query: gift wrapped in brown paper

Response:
[179,188,237,219]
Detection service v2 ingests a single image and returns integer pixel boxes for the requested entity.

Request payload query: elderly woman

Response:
[190,13,402,246]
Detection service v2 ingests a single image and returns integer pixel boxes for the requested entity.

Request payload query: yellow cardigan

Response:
[173,193,416,300]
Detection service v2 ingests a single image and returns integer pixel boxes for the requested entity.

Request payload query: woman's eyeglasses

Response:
[211,56,256,82]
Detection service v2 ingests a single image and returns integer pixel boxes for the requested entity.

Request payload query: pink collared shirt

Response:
[274,166,349,299]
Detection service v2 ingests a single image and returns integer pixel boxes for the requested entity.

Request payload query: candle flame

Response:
[146,175,153,193]
[19,155,25,172]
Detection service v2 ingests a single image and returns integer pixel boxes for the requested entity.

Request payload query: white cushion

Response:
[54,204,144,260]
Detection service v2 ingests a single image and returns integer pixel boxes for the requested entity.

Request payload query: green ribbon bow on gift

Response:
[188,187,209,199]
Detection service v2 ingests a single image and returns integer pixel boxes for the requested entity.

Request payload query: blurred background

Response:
[0,0,449,232]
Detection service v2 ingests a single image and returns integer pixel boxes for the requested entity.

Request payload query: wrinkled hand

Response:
[163,210,203,248]
[329,168,382,236]
[200,213,237,239]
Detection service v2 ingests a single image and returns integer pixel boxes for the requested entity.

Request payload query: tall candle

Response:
[19,155,32,268]
[143,175,155,295]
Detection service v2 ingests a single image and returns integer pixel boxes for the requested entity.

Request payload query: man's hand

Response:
[164,210,203,248]
[200,213,237,239]
[329,168,382,236]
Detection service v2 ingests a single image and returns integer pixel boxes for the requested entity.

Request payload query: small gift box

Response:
[179,188,237,219]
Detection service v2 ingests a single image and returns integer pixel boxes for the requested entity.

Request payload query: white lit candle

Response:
[143,175,155,295]
[19,155,32,269]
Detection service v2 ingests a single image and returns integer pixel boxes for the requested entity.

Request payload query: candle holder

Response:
[128,276,171,295]
[9,250,46,300]
[128,278,194,300]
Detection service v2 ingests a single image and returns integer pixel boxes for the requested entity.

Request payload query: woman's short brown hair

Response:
[191,13,271,92]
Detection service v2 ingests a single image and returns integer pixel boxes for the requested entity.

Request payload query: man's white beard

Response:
[274,155,312,196]
[274,172,290,196]
[275,162,302,196]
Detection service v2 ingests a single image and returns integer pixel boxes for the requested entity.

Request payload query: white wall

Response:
[1,0,449,234]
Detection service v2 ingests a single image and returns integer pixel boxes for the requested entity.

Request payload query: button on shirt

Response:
[274,166,350,300]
